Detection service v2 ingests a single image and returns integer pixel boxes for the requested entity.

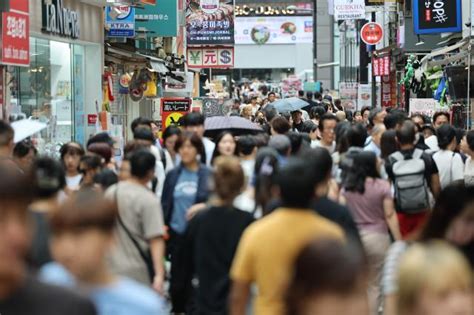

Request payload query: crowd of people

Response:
[0,90,473,315]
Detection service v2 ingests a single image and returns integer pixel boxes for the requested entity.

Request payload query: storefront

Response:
[3,0,103,150]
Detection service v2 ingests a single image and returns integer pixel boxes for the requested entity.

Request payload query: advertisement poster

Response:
[381,74,396,107]
[1,0,29,66]
[334,0,365,21]
[105,6,135,38]
[372,55,390,77]
[187,47,234,68]
[409,99,443,116]
[413,0,462,35]
[160,98,192,133]
[135,0,178,37]
[357,84,372,110]
[339,82,359,111]
[186,0,234,45]
[199,98,232,117]
[235,16,312,45]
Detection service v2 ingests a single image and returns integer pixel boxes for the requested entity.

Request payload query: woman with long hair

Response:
[171,156,254,314]
[162,125,182,173]
[210,131,237,166]
[340,151,401,314]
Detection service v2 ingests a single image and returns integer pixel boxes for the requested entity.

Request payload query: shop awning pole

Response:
[468,43,472,129]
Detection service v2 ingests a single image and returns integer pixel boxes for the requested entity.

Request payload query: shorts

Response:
[397,212,429,239]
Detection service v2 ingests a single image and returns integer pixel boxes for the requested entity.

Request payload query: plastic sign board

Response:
[372,55,390,77]
[1,0,29,66]
[334,0,365,21]
[187,47,234,69]
[413,0,462,35]
[105,6,135,38]
[361,22,383,45]
[160,98,191,133]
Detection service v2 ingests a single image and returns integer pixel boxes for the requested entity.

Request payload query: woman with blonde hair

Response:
[397,241,473,315]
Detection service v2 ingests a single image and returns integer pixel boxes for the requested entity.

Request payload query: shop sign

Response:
[0,66,3,119]
[135,0,178,37]
[42,0,80,39]
[409,98,443,117]
[235,3,312,17]
[87,114,98,126]
[160,98,191,133]
[360,22,383,45]
[235,16,313,45]
[339,82,359,111]
[413,0,462,35]
[372,56,390,77]
[365,0,396,5]
[334,0,365,21]
[1,0,29,66]
[381,74,395,107]
[186,0,234,45]
[105,6,135,38]
[187,47,234,69]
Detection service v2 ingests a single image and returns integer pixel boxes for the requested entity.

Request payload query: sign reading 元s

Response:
[187,47,234,68]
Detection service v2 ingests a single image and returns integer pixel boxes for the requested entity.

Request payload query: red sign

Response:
[87,114,98,125]
[381,73,396,108]
[372,55,390,77]
[1,0,29,66]
[361,22,383,45]
[161,98,192,133]
[0,66,3,120]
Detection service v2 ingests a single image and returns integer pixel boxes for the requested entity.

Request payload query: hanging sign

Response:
[334,0,365,21]
[186,0,235,45]
[135,0,178,37]
[1,0,29,66]
[381,73,396,107]
[105,6,135,38]
[372,55,390,77]
[361,22,383,45]
[413,0,462,35]
[160,98,192,133]
[187,47,234,69]
[42,0,80,39]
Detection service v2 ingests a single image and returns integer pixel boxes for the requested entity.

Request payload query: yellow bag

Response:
[144,73,157,98]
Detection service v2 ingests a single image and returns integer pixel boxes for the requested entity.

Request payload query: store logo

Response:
[42,0,80,39]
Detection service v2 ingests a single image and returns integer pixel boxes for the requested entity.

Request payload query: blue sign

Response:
[413,0,462,35]
[105,6,135,38]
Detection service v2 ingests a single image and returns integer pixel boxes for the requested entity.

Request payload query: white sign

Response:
[235,16,313,45]
[357,84,372,110]
[334,0,365,21]
[409,98,443,117]
[339,82,359,111]
[187,47,234,68]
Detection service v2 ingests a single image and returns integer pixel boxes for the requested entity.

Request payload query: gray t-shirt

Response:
[105,181,165,285]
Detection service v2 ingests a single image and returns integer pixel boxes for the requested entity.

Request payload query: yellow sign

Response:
[165,112,183,128]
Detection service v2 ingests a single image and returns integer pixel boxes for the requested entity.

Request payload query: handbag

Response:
[115,187,155,282]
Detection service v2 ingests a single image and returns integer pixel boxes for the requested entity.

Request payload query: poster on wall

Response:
[235,16,312,45]
[339,82,359,111]
[1,0,29,66]
[135,0,178,37]
[334,0,365,21]
[357,84,372,110]
[160,98,191,133]
[186,0,234,45]
[105,6,135,38]
[413,0,462,35]
[199,98,232,117]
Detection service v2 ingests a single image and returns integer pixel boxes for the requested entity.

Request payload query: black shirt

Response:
[0,277,96,315]
[171,206,254,314]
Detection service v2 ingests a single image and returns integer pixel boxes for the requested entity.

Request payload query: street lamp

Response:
[287,2,317,83]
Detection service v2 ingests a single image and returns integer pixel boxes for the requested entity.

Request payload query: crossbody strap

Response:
[114,186,151,264]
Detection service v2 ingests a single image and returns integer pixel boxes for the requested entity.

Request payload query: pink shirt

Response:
[342,178,392,234]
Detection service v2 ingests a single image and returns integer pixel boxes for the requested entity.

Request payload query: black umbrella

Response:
[204,116,263,138]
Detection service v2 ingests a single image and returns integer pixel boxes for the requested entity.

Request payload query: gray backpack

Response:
[389,149,430,213]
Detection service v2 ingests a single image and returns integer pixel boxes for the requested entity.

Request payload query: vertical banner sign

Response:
[381,73,396,107]
[358,84,372,110]
[186,0,235,45]
[0,66,3,120]
[160,98,192,133]
[372,56,390,77]
[334,0,365,21]
[413,0,462,34]
[105,6,135,38]
[1,0,29,66]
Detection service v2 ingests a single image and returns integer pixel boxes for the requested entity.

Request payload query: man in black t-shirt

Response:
[385,121,441,238]
[0,163,96,315]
